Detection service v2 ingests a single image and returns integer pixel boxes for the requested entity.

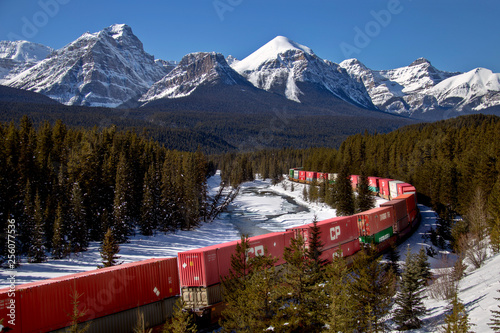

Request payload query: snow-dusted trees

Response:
[99,227,121,268]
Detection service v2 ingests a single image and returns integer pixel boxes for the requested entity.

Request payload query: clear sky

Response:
[0,0,498,73]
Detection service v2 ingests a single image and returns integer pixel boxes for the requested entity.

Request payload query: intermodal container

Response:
[401,185,416,194]
[368,177,382,193]
[0,258,179,333]
[395,193,417,214]
[299,171,306,181]
[328,173,338,184]
[319,239,361,262]
[293,169,300,179]
[380,199,408,226]
[394,216,410,233]
[359,226,394,244]
[379,178,394,199]
[178,232,291,287]
[350,175,359,190]
[289,169,295,178]
[389,180,404,199]
[290,216,358,251]
[306,171,317,182]
[396,183,412,196]
[316,172,328,183]
[354,206,395,237]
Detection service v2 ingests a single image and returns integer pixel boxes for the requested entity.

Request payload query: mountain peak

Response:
[409,57,431,67]
[265,36,314,55]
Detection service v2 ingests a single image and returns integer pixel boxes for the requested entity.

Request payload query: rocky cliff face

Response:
[0,40,53,83]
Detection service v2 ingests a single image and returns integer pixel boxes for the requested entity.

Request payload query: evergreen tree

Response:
[442,293,474,333]
[385,244,401,277]
[140,163,162,236]
[51,203,65,259]
[416,246,432,284]
[335,164,355,216]
[393,247,427,330]
[350,245,395,332]
[67,288,92,333]
[112,153,134,243]
[356,170,375,213]
[68,182,88,252]
[324,250,356,332]
[163,299,197,333]
[489,289,500,333]
[306,216,327,282]
[29,191,47,263]
[99,228,121,268]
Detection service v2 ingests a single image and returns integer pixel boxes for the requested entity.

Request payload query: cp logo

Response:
[330,226,341,240]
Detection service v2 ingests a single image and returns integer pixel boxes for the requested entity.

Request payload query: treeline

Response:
[0,116,223,263]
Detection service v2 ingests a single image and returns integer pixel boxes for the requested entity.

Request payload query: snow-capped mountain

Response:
[431,67,500,112]
[231,36,374,109]
[339,58,461,117]
[0,40,53,83]
[140,52,250,103]
[5,24,169,107]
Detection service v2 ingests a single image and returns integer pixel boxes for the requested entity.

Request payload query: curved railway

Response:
[0,169,420,332]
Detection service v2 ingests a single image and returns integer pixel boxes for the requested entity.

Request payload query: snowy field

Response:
[2,174,499,332]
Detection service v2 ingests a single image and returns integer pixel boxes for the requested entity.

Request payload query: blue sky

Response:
[0,0,498,73]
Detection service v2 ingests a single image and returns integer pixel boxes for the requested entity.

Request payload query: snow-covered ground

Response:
[2,174,499,332]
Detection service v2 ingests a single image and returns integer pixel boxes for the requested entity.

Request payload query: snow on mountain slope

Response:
[0,40,53,83]
[431,67,500,111]
[232,36,374,108]
[6,24,168,107]
[139,52,250,102]
[340,58,460,116]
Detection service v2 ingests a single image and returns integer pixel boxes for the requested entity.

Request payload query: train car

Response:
[289,216,359,252]
[299,171,306,182]
[0,258,179,333]
[395,193,418,224]
[306,171,317,182]
[355,206,396,244]
[178,231,293,308]
[368,177,382,194]
[328,173,338,184]
[380,199,410,233]
[294,169,300,180]
[289,168,295,179]
[388,180,404,199]
[316,172,329,183]
[319,239,361,262]
[379,178,393,199]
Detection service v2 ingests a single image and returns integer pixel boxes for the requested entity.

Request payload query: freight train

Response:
[0,169,419,332]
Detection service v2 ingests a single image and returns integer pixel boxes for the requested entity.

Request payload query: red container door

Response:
[299,171,306,181]
[179,247,219,287]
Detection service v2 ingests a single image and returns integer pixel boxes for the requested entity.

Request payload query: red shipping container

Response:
[290,216,358,251]
[379,178,394,198]
[355,206,396,237]
[350,175,359,189]
[409,209,418,224]
[380,199,408,223]
[316,172,328,182]
[319,239,360,262]
[395,193,417,214]
[299,171,306,181]
[368,177,381,188]
[0,258,179,333]
[306,171,317,180]
[179,232,292,287]
[396,182,412,195]
[402,185,416,194]
[395,216,410,233]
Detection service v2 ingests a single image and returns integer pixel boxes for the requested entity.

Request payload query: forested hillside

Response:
[0,116,225,262]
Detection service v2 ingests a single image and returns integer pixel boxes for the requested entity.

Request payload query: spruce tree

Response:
[489,289,500,332]
[442,293,474,333]
[29,191,47,263]
[393,247,427,330]
[99,228,121,268]
[51,203,65,259]
[356,171,375,213]
[416,246,432,284]
[335,164,355,216]
[67,288,92,333]
[68,181,88,252]
[113,153,133,243]
[163,299,197,333]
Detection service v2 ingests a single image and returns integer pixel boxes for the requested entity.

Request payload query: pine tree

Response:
[29,191,47,263]
[163,299,197,333]
[442,293,474,333]
[335,164,355,216]
[52,203,66,259]
[99,228,121,268]
[489,289,500,332]
[385,244,401,277]
[356,171,375,213]
[67,287,92,333]
[393,247,427,330]
[113,153,133,243]
[350,245,395,332]
[416,246,432,284]
[325,250,356,332]
[68,181,88,252]
[140,163,162,236]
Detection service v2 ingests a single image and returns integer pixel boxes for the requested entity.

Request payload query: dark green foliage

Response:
[334,164,355,216]
[393,247,427,330]
[29,191,47,263]
[490,289,500,332]
[356,170,375,213]
[386,244,401,277]
[350,245,396,332]
[163,299,197,333]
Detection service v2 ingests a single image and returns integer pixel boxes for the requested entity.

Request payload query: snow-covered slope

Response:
[431,67,500,111]
[340,58,460,117]
[6,24,169,107]
[232,36,374,109]
[0,40,53,83]
[139,52,250,102]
